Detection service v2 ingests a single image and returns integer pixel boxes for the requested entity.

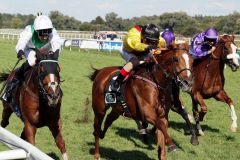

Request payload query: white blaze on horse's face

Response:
[182,53,191,77]
[48,74,58,92]
[227,43,240,66]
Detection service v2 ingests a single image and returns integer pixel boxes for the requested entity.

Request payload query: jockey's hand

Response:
[208,46,216,54]
[144,57,153,63]
[147,45,157,54]
[17,50,24,60]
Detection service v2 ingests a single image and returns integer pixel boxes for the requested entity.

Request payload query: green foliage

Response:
[1,11,240,36]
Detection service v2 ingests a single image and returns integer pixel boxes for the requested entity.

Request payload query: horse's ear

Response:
[231,34,235,41]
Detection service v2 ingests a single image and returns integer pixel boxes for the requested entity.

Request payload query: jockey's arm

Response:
[208,46,216,54]
[15,25,32,54]
[50,28,62,53]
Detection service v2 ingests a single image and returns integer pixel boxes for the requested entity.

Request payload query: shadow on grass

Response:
[89,147,155,160]
[113,126,155,150]
[169,121,220,134]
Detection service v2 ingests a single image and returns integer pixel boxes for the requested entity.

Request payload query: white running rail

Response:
[0,127,53,160]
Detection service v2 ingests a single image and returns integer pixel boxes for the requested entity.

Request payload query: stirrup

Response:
[105,92,117,104]
[1,93,10,102]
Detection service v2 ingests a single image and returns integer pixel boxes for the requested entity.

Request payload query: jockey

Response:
[110,24,166,92]
[161,30,176,46]
[190,28,218,59]
[2,13,61,102]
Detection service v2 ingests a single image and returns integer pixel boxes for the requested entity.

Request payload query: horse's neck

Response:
[24,67,39,90]
[151,64,172,86]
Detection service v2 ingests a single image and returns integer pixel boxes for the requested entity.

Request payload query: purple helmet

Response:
[161,31,175,45]
[204,28,218,39]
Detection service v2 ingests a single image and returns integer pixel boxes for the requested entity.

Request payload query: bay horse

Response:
[191,35,239,135]
[0,51,68,160]
[89,43,195,160]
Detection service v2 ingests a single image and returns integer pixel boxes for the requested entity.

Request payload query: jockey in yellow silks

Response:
[109,24,166,92]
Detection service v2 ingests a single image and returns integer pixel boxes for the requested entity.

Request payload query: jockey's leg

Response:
[2,51,33,102]
[110,57,139,92]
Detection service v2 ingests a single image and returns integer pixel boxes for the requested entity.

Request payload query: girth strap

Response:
[133,75,163,89]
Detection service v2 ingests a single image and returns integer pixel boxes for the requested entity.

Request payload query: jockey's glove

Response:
[147,45,157,51]
[17,50,25,60]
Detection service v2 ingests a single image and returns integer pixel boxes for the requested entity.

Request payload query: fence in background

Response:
[1,29,240,50]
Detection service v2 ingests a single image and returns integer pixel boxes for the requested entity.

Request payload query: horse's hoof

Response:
[198,129,205,136]
[168,144,179,152]
[190,136,199,146]
[94,154,101,160]
[1,121,9,128]
[62,152,68,160]
[230,126,237,132]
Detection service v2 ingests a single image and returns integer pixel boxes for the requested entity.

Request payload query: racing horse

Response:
[191,34,239,135]
[0,51,68,160]
[89,43,195,160]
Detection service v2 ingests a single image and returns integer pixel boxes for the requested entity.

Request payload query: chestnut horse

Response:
[89,43,194,160]
[0,52,68,160]
[191,35,239,135]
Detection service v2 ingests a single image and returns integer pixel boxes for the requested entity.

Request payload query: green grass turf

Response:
[0,39,239,160]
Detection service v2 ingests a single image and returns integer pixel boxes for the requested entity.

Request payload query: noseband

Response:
[38,60,61,106]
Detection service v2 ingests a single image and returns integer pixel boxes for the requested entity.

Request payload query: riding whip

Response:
[0,59,21,96]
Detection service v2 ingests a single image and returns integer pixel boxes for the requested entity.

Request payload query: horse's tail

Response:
[0,71,10,83]
[88,66,100,82]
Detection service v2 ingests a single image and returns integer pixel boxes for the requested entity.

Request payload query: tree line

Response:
[0,11,240,37]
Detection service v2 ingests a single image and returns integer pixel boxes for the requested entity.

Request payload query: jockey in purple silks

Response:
[161,30,176,46]
[190,28,219,59]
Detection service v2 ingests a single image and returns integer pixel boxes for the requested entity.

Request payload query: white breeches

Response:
[24,49,37,66]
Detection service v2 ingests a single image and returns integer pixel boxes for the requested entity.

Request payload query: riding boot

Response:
[110,73,125,92]
[15,61,31,82]
[1,62,31,102]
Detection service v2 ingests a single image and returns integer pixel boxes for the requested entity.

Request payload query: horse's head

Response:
[216,35,239,71]
[37,52,62,107]
[154,43,193,92]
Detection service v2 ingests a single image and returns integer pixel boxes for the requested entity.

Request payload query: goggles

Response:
[36,29,52,36]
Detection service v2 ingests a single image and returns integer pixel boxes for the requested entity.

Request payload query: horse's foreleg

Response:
[215,90,237,132]
[49,118,68,160]
[101,109,119,139]
[22,122,36,145]
[172,99,198,145]
[193,92,208,121]
[192,96,204,136]
[155,109,178,152]
[1,103,13,127]
[156,129,166,160]
[93,107,106,160]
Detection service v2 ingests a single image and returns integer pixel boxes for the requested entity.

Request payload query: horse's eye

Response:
[173,57,179,62]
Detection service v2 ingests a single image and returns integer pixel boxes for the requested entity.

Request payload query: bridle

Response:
[153,47,192,91]
[38,59,62,106]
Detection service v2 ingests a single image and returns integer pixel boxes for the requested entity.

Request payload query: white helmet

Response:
[34,15,53,31]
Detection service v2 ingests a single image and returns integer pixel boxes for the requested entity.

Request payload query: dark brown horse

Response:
[191,35,239,135]
[89,43,194,160]
[0,52,68,160]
